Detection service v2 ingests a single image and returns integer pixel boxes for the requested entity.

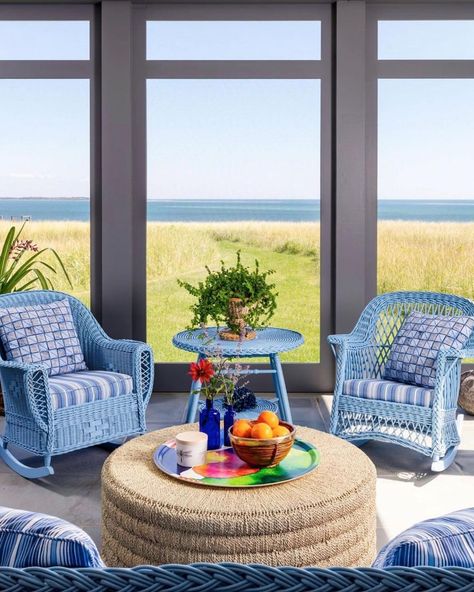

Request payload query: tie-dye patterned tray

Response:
[153,439,320,488]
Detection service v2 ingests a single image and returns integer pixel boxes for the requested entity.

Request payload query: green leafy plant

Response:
[178,251,278,333]
[0,223,72,293]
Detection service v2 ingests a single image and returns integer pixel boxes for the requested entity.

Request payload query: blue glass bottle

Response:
[199,399,221,450]
[223,403,236,447]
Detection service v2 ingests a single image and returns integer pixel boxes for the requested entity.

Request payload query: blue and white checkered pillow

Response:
[0,299,87,376]
[0,506,104,568]
[384,311,474,388]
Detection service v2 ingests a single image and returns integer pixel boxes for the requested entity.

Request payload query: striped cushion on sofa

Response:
[343,378,433,408]
[49,370,133,410]
[373,507,474,568]
[0,506,104,568]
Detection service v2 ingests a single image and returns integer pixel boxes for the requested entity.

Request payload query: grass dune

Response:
[0,219,472,362]
[378,221,474,298]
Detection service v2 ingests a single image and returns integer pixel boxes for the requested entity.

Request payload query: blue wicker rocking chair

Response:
[0,291,154,479]
[328,291,474,472]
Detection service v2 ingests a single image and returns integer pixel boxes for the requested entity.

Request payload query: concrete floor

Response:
[1,393,473,557]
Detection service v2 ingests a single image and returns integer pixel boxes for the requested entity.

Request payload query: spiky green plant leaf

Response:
[0,223,72,295]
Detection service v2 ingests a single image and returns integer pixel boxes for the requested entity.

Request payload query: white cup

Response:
[175,431,208,467]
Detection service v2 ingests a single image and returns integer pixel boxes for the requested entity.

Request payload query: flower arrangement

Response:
[178,251,278,341]
[190,353,251,448]
[188,355,248,405]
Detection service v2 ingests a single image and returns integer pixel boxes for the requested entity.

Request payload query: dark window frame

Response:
[132,3,334,392]
[0,4,99,318]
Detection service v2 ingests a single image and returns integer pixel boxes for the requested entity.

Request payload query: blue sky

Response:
[0,19,473,199]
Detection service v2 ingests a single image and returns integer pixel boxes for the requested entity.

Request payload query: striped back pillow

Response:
[373,507,474,568]
[0,506,104,568]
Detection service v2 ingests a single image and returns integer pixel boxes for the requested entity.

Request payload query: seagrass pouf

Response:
[101,424,376,568]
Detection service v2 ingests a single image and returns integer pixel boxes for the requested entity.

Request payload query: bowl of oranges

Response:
[229,411,296,468]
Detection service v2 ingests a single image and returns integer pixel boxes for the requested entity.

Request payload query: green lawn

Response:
[146,224,320,362]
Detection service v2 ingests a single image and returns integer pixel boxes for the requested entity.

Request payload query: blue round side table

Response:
[172,327,304,423]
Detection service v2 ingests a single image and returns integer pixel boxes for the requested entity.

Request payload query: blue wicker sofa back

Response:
[0,564,473,592]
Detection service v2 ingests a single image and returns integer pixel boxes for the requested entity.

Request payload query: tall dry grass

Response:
[1,220,471,299]
[0,219,471,298]
[378,221,474,298]
[0,219,471,361]
[210,222,320,259]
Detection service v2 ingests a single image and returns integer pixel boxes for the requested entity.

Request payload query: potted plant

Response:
[178,252,278,341]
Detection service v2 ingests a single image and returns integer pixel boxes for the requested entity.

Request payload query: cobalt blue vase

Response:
[223,403,236,447]
[199,399,221,450]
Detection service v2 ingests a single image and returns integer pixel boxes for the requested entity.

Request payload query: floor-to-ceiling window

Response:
[371,6,474,301]
[135,4,333,389]
[0,8,94,306]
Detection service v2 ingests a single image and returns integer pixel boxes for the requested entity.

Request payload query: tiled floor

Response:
[1,393,473,557]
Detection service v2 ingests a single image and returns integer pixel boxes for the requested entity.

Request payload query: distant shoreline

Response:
[0,197,473,222]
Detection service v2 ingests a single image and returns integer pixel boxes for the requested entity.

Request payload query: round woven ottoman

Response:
[101,424,376,567]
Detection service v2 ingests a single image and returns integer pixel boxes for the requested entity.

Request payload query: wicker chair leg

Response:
[431,414,463,472]
[0,439,54,479]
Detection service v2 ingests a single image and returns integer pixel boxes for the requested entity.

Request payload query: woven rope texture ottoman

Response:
[101,424,376,567]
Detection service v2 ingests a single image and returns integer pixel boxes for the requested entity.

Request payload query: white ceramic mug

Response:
[175,431,208,467]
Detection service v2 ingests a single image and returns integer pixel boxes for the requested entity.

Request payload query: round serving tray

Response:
[153,438,320,488]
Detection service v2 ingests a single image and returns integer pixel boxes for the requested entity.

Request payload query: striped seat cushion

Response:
[343,378,433,408]
[0,506,104,568]
[49,370,133,410]
[373,507,474,568]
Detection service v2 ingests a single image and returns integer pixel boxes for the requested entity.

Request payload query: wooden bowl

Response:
[229,421,296,468]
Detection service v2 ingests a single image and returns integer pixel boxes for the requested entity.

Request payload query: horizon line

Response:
[1,197,474,201]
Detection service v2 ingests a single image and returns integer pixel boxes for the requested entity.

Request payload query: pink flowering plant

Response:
[0,222,72,293]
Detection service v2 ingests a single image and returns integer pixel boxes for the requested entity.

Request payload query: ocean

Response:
[0,198,473,222]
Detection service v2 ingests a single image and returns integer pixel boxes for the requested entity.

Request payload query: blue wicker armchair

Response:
[0,291,154,479]
[328,291,474,472]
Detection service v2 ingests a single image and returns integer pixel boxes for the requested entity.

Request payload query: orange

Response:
[272,425,290,438]
[232,419,252,438]
[257,410,279,429]
[251,422,273,440]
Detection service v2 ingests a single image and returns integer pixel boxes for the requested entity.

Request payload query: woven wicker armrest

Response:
[0,359,45,373]
[0,360,51,432]
[328,335,389,351]
[87,338,154,403]
[430,349,473,410]
[456,348,474,359]
[436,348,474,363]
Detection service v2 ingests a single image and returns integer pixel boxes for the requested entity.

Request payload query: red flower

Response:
[188,359,215,384]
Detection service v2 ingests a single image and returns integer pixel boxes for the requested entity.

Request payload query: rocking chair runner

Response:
[0,291,154,478]
[328,291,474,471]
